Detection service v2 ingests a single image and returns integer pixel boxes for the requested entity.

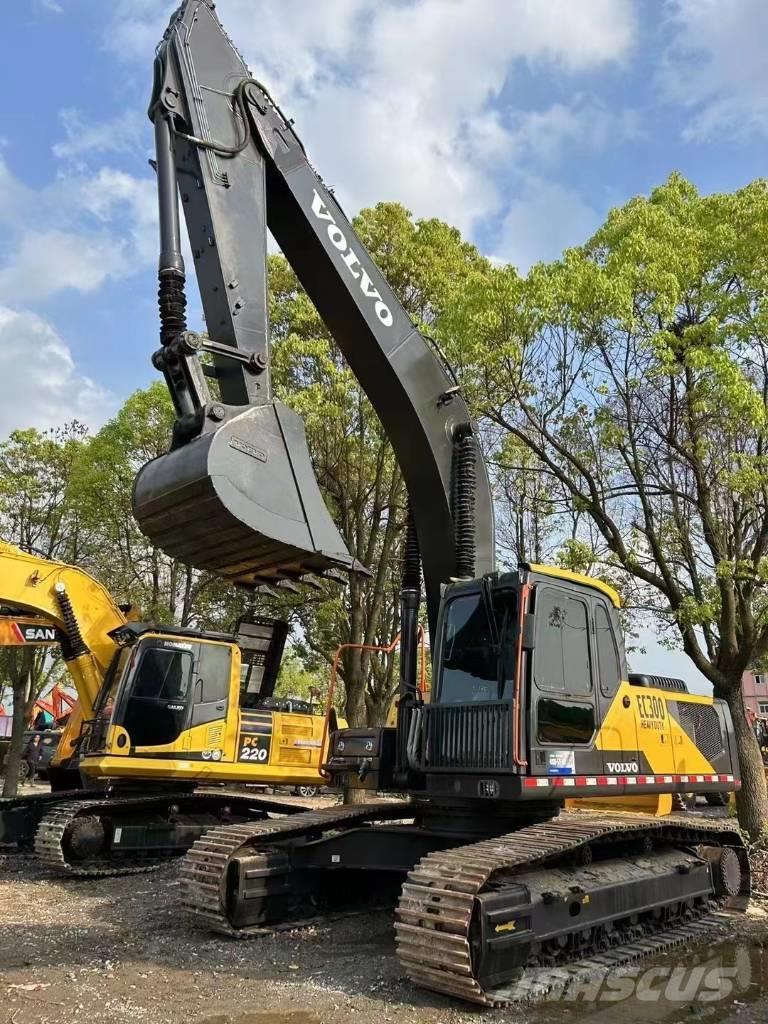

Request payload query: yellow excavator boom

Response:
[0,541,127,767]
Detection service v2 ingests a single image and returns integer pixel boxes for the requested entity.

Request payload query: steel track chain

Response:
[180,801,414,935]
[394,811,746,1006]
[34,800,167,879]
[29,790,307,879]
[178,806,746,1005]
[481,910,732,1003]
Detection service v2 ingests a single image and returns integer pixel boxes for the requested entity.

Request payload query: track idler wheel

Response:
[63,815,106,862]
[713,847,743,898]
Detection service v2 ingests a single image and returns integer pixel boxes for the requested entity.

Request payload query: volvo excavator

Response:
[0,541,336,876]
[125,0,749,1007]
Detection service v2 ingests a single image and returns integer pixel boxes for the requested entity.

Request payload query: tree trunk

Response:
[343,786,371,805]
[366,695,393,728]
[2,649,34,798]
[725,685,768,840]
[342,657,367,728]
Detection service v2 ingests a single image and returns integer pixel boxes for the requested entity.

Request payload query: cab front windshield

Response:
[438,590,516,703]
[93,647,133,721]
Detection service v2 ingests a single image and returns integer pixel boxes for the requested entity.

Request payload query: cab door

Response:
[118,642,194,750]
[592,601,640,774]
[529,585,599,777]
[187,642,232,759]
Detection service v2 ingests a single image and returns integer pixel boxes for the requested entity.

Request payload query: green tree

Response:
[447,173,768,837]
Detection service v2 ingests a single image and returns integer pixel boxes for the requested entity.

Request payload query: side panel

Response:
[236,707,274,765]
[271,711,326,769]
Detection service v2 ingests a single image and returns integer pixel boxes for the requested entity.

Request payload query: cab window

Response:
[197,643,231,704]
[439,592,515,703]
[133,647,192,702]
[595,603,621,696]
[93,648,132,720]
[534,590,591,696]
[538,698,596,744]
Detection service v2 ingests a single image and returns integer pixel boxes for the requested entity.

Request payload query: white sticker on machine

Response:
[547,750,575,776]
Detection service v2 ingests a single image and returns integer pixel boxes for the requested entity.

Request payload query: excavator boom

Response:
[0,542,126,713]
[133,0,494,633]
[0,541,127,773]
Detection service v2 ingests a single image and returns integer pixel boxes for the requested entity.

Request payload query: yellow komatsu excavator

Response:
[0,541,336,876]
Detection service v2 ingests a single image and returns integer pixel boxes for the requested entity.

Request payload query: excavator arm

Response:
[133,0,494,637]
[0,542,126,719]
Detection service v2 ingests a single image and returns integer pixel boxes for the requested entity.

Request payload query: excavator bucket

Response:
[132,401,363,586]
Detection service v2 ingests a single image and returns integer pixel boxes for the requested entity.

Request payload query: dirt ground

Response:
[3,793,768,1024]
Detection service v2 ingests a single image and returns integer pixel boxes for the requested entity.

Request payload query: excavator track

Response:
[19,791,307,879]
[180,806,747,1006]
[395,811,748,1006]
[0,790,93,852]
[181,801,414,935]
[34,799,169,878]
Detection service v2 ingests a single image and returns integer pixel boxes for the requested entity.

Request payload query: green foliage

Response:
[0,423,90,559]
[448,173,768,680]
[275,649,324,701]
[445,172,768,835]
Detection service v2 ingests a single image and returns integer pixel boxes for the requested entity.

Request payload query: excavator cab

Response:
[78,618,289,781]
[329,565,739,818]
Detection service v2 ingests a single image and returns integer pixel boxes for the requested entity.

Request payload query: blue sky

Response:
[1,0,767,688]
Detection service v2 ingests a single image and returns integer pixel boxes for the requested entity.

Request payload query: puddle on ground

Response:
[197,941,768,1024]
[200,1015,318,1024]
[534,939,768,1023]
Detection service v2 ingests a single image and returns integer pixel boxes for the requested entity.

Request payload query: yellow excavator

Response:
[122,1,749,1008]
[0,541,336,876]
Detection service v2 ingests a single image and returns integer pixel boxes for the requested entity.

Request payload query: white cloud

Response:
[504,100,643,166]
[0,230,127,303]
[36,0,63,12]
[106,0,636,246]
[0,157,157,303]
[0,307,115,437]
[268,0,635,232]
[661,0,768,140]
[80,168,158,266]
[53,108,147,161]
[492,177,602,271]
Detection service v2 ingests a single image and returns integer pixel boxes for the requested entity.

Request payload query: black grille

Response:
[421,701,512,771]
[629,673,688,693]
[676,702,724,762]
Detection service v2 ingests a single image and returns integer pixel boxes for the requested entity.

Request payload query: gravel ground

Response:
[2,794,768,1024]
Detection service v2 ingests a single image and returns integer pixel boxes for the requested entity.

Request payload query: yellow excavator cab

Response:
[78,620,334,787]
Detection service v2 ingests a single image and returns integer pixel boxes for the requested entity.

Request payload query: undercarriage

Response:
[179,802,749,1005]
[0,789,306,878]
